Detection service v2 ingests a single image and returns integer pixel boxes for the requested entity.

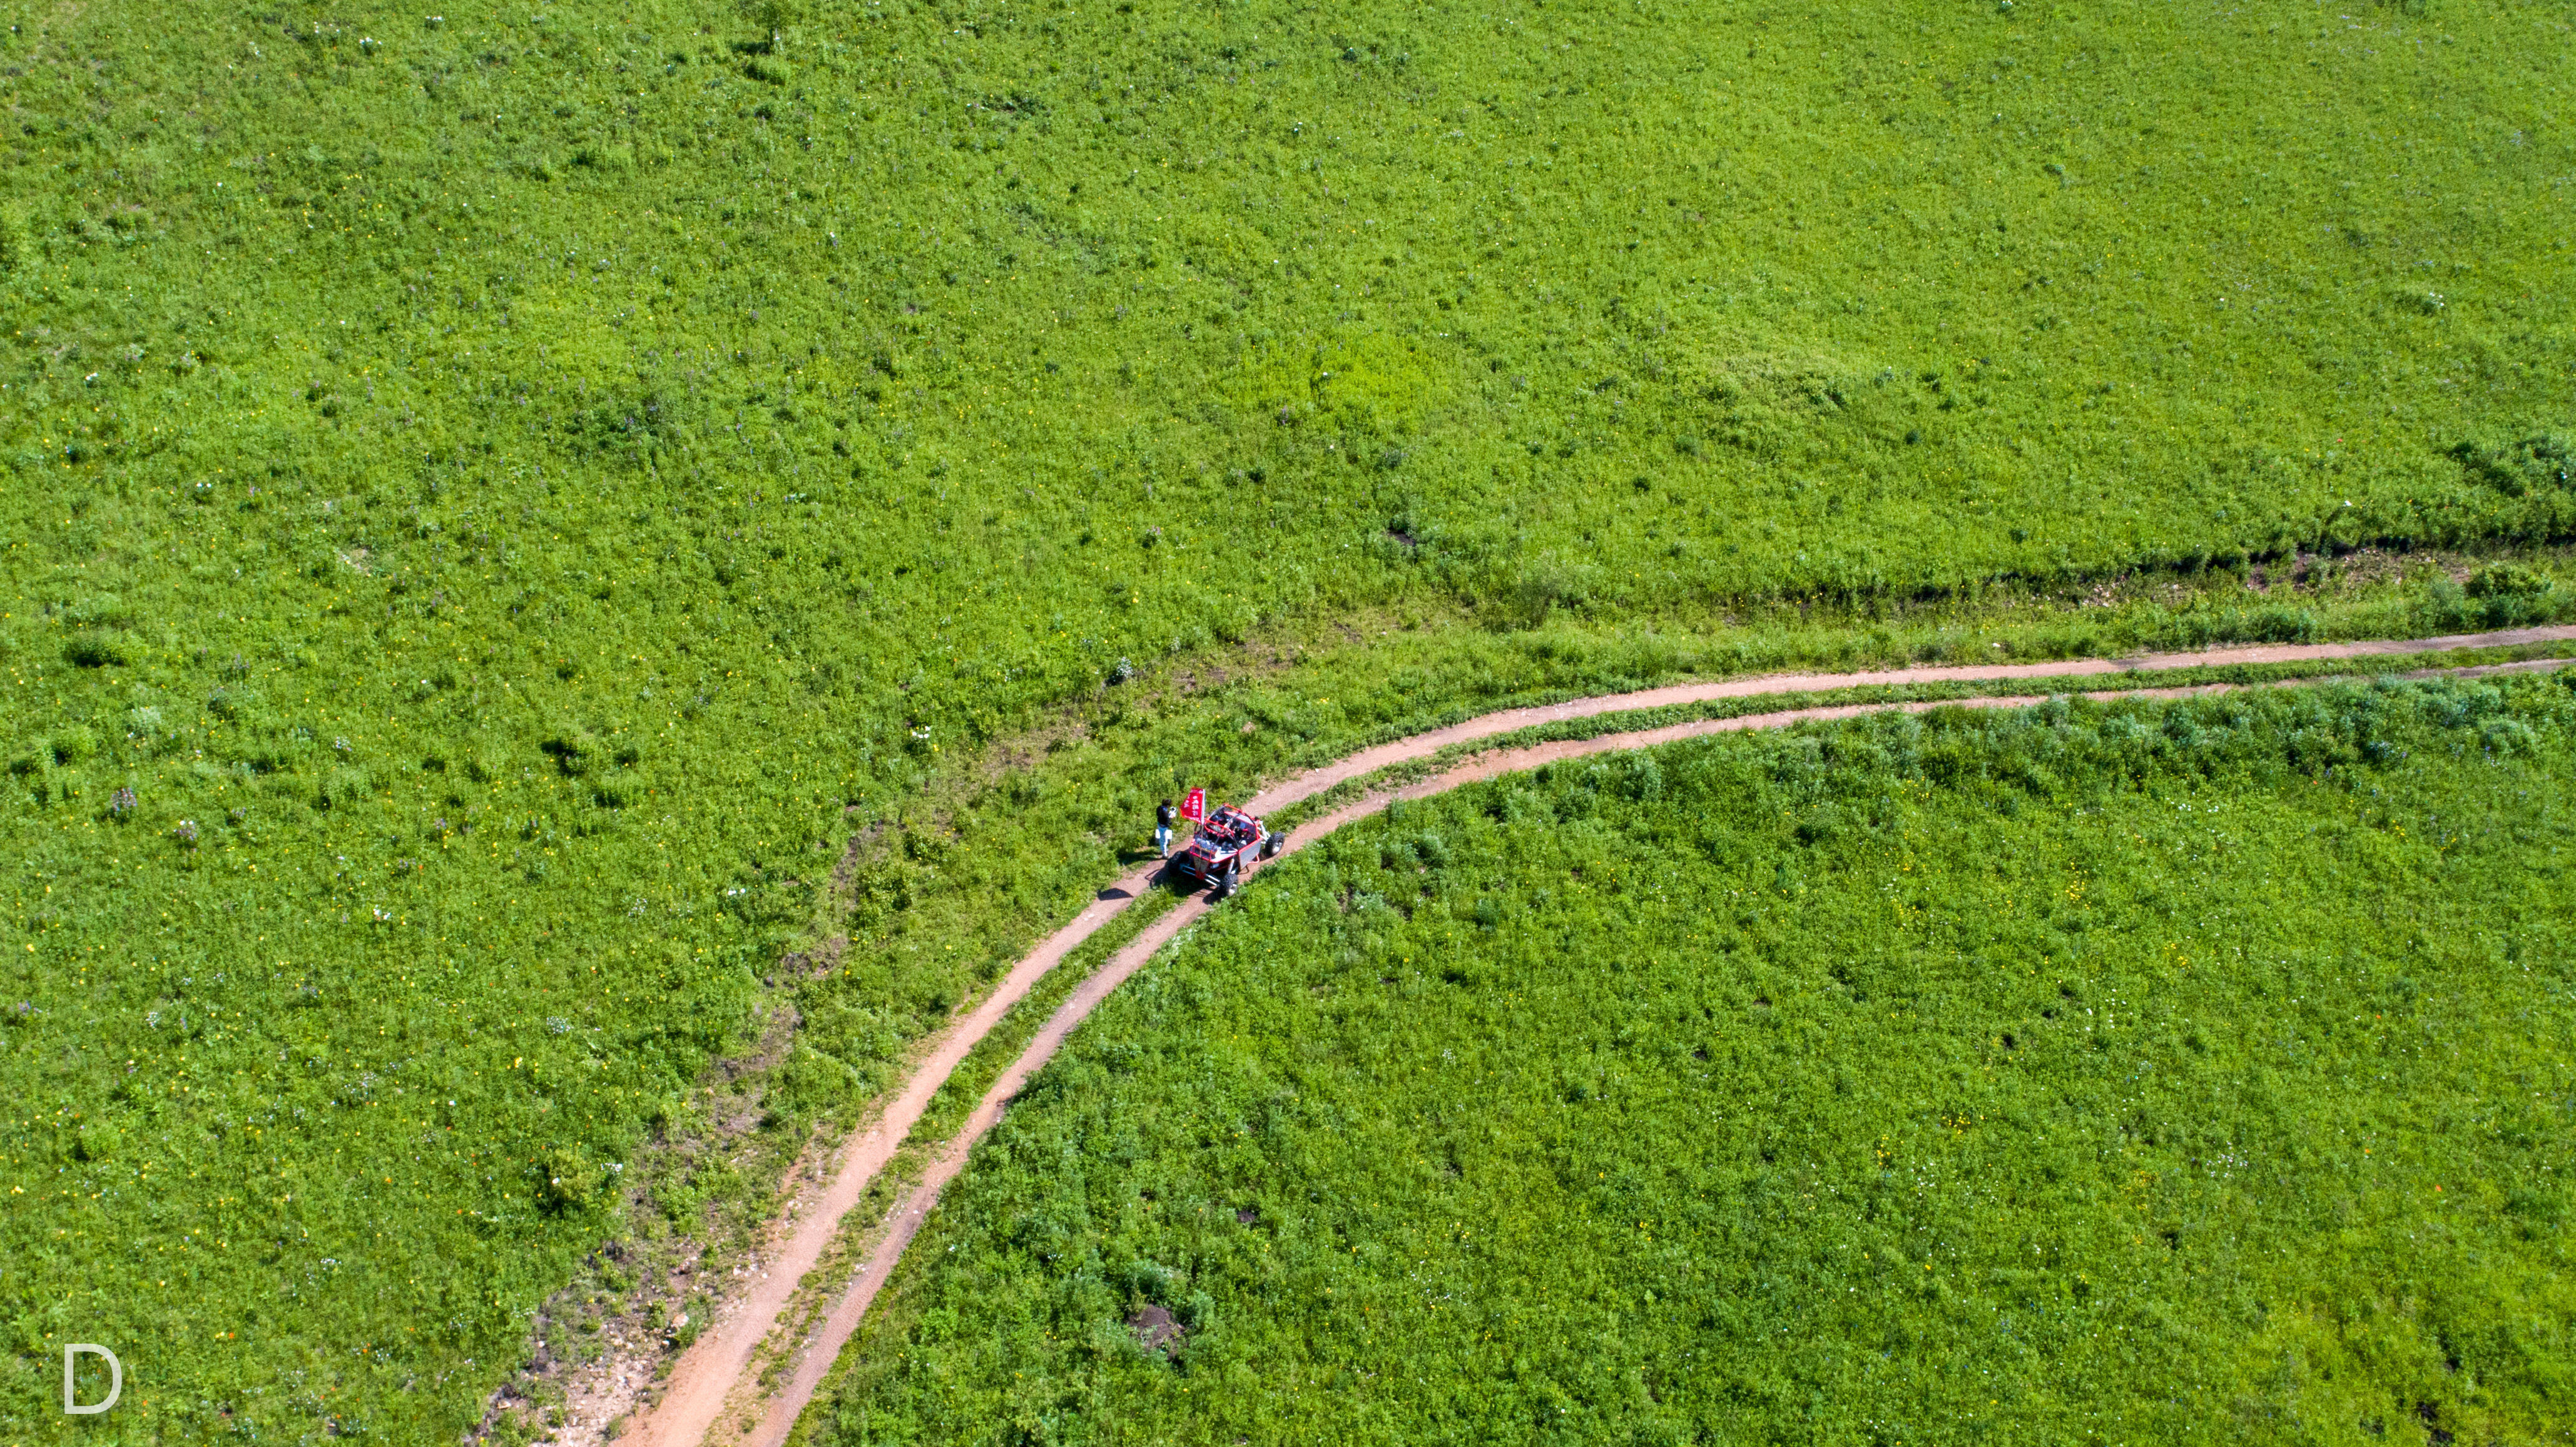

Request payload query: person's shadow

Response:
[1102,855,1187,896]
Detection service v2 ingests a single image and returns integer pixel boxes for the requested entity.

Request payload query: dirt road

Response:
[620,626,2576,1447]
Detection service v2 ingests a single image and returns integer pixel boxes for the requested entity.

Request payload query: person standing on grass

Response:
[1156,798,1177,857]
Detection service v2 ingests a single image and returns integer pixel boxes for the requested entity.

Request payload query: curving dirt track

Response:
[619,626,2576,1447]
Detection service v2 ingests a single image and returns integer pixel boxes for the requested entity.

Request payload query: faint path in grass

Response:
[619,625,2576,1447]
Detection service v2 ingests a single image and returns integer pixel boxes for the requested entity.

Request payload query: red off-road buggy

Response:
[1168,803,1282,897]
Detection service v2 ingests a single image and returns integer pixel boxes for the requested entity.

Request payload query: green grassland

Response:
[0,0,2572,1436]
[815,674,2576,1446]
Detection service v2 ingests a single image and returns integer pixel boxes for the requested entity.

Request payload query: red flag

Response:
[1181,788,1205,823]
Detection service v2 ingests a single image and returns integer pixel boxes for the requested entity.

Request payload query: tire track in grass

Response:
[621,626,2576,1447]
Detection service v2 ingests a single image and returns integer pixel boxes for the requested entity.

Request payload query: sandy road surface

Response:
[618,627,2576,1447]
